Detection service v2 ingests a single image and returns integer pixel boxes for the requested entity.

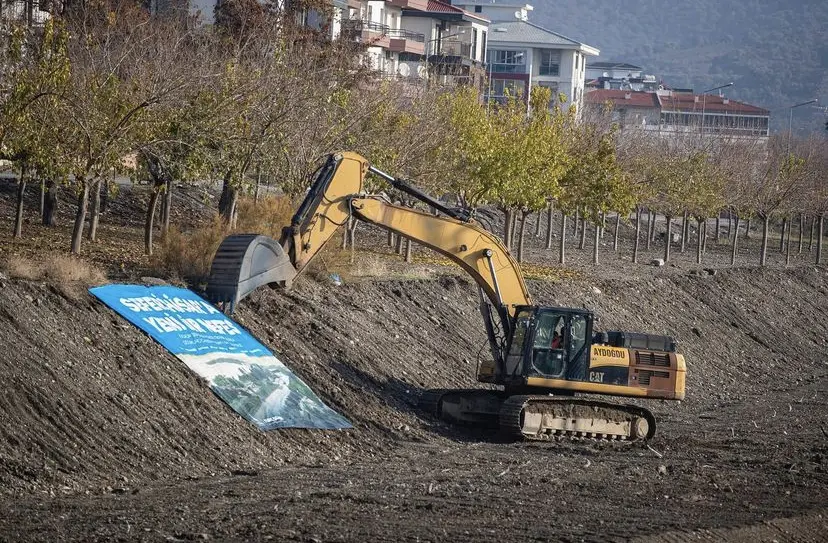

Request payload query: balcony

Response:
[387,0,428,10]
[340,19,391,48]
[388,28,425,54]
[428,39,478,67]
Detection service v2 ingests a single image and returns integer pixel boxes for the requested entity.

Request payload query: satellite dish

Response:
[514,10,521,19]
[398,63,411,78]
[417,65,428,79]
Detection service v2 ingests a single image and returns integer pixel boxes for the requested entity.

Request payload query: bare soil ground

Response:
[0,180,826,541]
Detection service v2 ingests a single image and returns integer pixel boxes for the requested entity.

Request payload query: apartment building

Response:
[451,1,598,111]
[586,89,771,138]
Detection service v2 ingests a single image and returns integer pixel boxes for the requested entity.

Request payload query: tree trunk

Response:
[517,211,528,262]
[664,215,672,262]
[809,216,816,251]
[578,217,587,250]
[779,218,786,252]
[559,214,567,265]
[510,211,519,248]
[42,179,58,226]
[702,220,708,255]
[224,188,238,228]
[71,181,90,254]
[503,208,512,250]
[696,217,703,264]
[683,210,690,247]
[161,179,172,234]
[254,167,262,203]
[785,216,792,266]
[387,230,394,247]
[613,212,620,252]
[545,203,553,250]
[101,175,110,214]
[680,211,688,253]
[573,209,579,236]
[745,217,751,239]
[730,215,741,266]
[633,207,641,263]
[760,215,769,267]
[600,212,606,239]
[13,167,26,238]
[726,209,732,240]
[646,209,653,250]
[715,214,721,241]
[592,221,600,265]
[533,210,541,237]
[87,179,101,242]
[145,185,161,256]
[817,214,824,265]
[39,179,45,217]
[218,172,238,225]
[395,230,403,254]
[798,213,804,254]
[405,238,412,263]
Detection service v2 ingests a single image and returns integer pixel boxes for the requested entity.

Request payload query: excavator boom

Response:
[207,151,530,316]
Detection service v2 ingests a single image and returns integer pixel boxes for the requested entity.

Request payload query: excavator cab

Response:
[503,307,594,384]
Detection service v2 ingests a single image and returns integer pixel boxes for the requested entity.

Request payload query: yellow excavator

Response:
[206,152,686,441]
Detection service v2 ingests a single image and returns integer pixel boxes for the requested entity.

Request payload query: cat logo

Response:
[589,371,604,383]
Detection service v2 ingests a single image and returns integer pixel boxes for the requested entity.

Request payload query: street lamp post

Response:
[700,82,733,134]
[788,98,818,152]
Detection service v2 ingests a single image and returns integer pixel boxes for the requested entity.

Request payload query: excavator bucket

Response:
[206,234,296,314]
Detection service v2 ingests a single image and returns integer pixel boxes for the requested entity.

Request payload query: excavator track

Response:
[499,395,657,442]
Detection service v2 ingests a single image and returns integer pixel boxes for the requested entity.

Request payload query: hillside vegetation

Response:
[535,0,828,134]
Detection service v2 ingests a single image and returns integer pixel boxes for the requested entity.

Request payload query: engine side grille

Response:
[638,370,671,386]
[635,351,671,367]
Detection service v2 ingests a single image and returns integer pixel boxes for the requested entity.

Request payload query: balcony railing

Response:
[342,19,390,35]
[429,39,473,60]
[387,28,425,43]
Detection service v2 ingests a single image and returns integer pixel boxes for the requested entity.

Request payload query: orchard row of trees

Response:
[3,0,827,268]
[436,85,828,267]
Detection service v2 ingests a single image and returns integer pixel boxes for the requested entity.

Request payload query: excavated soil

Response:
[0,182,827,541]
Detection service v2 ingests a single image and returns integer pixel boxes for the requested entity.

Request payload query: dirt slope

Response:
[0,261,826,540]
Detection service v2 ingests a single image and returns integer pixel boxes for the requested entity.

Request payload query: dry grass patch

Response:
[153,215,228,282]
[235,196,293,239]
[43,255,108,286]
[2,255,45,280]
[2,254,107,300]
[150,195,294,283]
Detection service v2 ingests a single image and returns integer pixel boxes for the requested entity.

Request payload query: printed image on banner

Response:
[90,284,351,430]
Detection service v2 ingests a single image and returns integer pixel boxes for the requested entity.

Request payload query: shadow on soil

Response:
[331,360,515,444]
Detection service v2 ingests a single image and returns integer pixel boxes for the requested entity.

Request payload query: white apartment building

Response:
[451,1,598,111]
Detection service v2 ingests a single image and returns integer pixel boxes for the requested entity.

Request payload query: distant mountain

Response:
[530,0,828,135]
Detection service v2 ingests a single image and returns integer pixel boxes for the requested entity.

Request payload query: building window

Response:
[539,50,560,76]
[471,29,478,61]
[490,79,521,98]
[489,50,526,74]
[474,5,482,12]
[536,81,559,106]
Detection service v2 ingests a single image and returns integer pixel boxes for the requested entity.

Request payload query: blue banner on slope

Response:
[90,284,351,431]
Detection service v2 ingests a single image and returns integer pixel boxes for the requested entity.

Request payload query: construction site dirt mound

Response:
[0,260,826,540]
